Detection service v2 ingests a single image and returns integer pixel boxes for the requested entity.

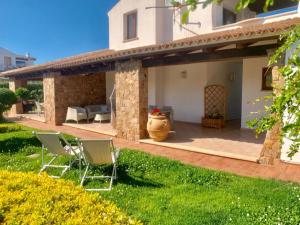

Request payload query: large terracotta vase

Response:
[147,114,170,142]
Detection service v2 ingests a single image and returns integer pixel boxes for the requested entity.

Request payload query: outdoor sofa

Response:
[85,105,110,121]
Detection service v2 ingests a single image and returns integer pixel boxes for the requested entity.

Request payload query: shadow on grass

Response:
[86,164,164,189]
[117,165,163,188]
[0,136,41,154]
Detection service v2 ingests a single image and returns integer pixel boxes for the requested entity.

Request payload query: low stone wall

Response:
[43,72,106,125]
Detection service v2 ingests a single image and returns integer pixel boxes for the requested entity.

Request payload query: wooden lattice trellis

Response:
[202,85,227,128]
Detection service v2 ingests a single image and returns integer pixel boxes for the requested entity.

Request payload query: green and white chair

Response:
[33,131,80,178]
[77,138,120,191]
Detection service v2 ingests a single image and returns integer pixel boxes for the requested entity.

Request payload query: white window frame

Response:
[123,10,138,42]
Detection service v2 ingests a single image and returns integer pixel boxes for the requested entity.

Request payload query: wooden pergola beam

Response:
[142,44,277,68]
[60,62,115,76]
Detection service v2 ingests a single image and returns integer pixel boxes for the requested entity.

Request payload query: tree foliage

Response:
[0,88,17,121]
[15,87,31,101]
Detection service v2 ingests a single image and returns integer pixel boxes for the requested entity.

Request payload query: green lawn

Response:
[1,122,300,225]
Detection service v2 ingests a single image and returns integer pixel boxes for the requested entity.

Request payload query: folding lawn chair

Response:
[77,138,120,191]
[33,131,80,178]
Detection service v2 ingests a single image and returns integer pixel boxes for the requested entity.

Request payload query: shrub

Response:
[0,89,17,121]
[0,83,8,89]
[0,170,142,225]
[0,124,22,133]
[15,87,30,101]
[27,83,43,102]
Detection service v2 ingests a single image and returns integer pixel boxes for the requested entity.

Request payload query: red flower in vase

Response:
[151,108,161,115]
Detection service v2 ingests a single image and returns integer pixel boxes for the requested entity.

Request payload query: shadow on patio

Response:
[63,121,117,137]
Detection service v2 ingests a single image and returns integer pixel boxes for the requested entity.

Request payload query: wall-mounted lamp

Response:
[228,72,236,81]
[181,70,187,79]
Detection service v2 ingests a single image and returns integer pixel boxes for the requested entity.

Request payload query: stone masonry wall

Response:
[43,72,106,125]
[259,66,284,165]
[8,79,27,116]
[115,60,148,141]
[43,73,57,125]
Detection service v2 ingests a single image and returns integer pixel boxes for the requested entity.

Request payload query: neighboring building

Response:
[1,0,300,165]
[0,47,36,72]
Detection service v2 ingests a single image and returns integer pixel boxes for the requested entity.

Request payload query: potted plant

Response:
[202,111,225,129]
[147,108,171,142]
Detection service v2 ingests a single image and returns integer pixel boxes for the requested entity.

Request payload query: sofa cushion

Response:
[85,105,101,113]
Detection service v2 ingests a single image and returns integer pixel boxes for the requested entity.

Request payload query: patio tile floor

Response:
[63,122,117,136]
[141,121,264,162]
[14,118,300,184]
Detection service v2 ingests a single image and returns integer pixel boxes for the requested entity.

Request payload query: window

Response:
[124,11,137,41]
[4,56,12,68]
[262,67,273,91]
[16,60,26,67]
[223,8,236,25]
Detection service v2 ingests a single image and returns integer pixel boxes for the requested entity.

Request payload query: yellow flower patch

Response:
[0,170,142,225]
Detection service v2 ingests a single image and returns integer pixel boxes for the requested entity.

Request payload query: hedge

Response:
[0,170,142,225]
[0,83,9,89]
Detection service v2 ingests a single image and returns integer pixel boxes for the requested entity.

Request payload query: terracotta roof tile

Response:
[1,17,299,77]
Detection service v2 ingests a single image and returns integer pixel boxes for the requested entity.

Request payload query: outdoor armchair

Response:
[65,107,88,123]
[76,138,120,191]
[33,131,80,178]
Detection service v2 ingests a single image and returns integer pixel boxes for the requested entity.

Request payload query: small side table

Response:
[94,113,110,123]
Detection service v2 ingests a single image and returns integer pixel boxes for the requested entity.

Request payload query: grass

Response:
[1,122,300,225]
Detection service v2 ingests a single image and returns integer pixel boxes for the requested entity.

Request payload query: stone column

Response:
[115,60,148,141]
[43,72,61,125]
[259,66,284,165]
[8,79,27,116]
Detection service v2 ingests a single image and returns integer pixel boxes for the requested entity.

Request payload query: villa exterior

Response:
[1,0,300,165]
[0,47,36,72]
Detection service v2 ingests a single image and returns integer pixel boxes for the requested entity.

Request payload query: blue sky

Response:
[0,0,118,63]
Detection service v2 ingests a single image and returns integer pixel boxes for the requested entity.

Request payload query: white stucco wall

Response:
[108,0,156,50]
[172,4,214,40]
[149,57,272,127]
[148,60,243,123]
[108,0,174,50]
[241,57,271,128]
[148,63,208,123]
[207,61,243,121]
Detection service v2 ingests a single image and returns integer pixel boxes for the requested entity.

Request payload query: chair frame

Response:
[34,101,44,117]
[33,131,80,178]
[77,138,119,191]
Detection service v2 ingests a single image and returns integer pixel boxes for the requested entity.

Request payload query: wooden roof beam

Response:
[142,44,277,68]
